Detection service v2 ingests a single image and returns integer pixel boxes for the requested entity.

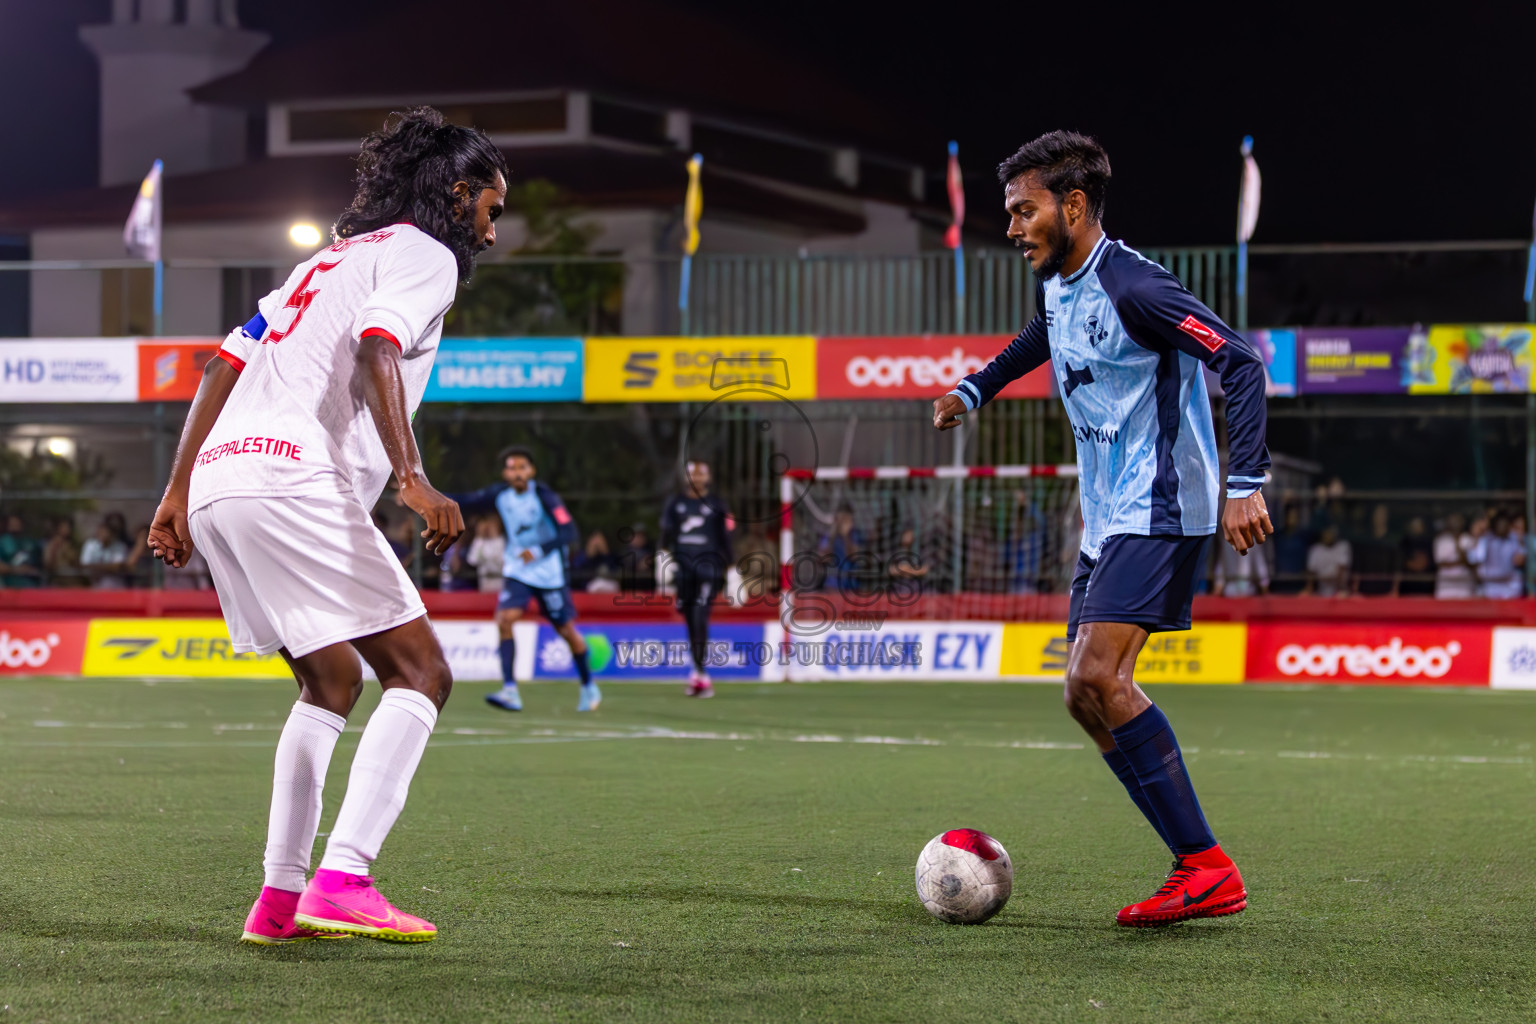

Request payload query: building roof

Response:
[189,0,931,161]
[0,146,868,236]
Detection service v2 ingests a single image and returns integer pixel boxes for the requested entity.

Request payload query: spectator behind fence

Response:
[1353,503,1398,596]
[621,523,656,591]
[43,518,83,587]
[1306,524,1352,597]
[0,514,44,588]
[1469,511,1525,598]
[889,526,931,586]
[1004,490,1047,594]
[1434,513,1475,599]
[1271,504,1309,594]
[467,515,507,593]
[735,523,778,601]
[818,506,866,591]
[1214,539,1269,597]
[80,514,131,590]
[1397,516,1436,596]
[572,530,620,593]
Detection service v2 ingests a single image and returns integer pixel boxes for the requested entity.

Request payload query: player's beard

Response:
[446,216,485,285]
[1035,206,1072,280]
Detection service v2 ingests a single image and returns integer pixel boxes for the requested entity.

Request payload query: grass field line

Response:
[7,718,1533,766]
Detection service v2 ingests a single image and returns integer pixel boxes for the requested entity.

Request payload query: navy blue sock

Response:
[1102,747,1172,848]
[498,638,516,686]
[1110,705,1217,856]
[573,646,592,686]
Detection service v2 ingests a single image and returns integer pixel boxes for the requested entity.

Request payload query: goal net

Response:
[777,465,1080,622]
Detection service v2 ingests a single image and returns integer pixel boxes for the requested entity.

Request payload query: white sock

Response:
[319,688,438,876]
[263,701,345,892]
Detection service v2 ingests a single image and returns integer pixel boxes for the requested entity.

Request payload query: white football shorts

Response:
[189,492,426,659]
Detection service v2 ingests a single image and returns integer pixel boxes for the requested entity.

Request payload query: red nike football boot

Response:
[1115,844,1247,927]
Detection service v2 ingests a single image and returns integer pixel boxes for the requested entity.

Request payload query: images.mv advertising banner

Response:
[424,338,585,402]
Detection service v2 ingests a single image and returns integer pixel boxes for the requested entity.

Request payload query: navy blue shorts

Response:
[673,560,726,611]
[498,578,577,626]
[1066,534,1210,643]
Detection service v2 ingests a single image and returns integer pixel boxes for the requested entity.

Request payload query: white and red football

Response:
[914,828,1013,924]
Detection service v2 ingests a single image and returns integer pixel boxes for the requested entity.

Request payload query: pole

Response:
[1523,240,1535,323]
[954,246,965,334]
[1236,241,1248,332]
[1527,393,1534,595]
[679,255,692,336]
[152,258,164,336]
[951,423,964,595]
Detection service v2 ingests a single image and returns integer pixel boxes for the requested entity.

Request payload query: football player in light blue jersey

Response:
[449,447,598,712]
[932,131,1272,928]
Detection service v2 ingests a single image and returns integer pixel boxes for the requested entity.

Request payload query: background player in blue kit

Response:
[660,460,734,698]
[932,131,1274,927]
[450,447,599,712]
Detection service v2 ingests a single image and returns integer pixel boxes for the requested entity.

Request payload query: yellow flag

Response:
[683,154,703,256]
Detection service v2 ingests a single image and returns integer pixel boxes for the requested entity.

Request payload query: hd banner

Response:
[583,337,817,402]
[1406,324,1536,394]
[0,340,139,403]
[424,337,584,402]
[817,336,1054,400]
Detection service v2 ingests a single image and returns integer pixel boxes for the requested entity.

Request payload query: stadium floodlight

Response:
[45,437,76,460]
[289,222,322,247]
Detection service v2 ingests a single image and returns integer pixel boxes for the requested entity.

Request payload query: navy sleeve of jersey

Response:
[1101,260,1270,486]
[950,282,1050,410]
[444,482,507,513]
[535,482,580,549]
[660,496,679,551]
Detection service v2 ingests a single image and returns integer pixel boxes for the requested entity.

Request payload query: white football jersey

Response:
[188,224,458,513]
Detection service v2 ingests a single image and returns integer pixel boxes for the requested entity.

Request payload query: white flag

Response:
[1237,137,1261,243]
[124,159,163,261]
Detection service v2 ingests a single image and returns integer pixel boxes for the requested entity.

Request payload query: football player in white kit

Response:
[148,107,507,945]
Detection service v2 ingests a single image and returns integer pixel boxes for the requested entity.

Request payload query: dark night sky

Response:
[2,0,1533,246]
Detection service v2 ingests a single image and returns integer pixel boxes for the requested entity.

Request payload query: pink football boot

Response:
[240,885,350,945]
[293,868,437,942]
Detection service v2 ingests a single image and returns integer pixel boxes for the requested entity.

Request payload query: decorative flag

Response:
[1237,136,1261,243]
[679,153,703,316]
[124,159,163,261]
[944,141,964,249]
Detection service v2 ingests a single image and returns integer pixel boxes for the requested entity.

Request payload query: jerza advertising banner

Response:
[1000,623,1246,683]
[1244,622,1490,686]
[1406,324,1536,394]
[424,338,584,403]
[0,619,89,675]
[1296,327,1411,394]
[82,618,290,678]
[817,336,1053,400]
[0,340,139,403]
[137,339,222,401]
[583,337,817,402]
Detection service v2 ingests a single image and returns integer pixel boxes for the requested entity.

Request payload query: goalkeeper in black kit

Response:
[661,460,734,698]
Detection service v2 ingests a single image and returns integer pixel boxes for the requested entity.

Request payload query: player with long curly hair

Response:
[149,107,507,945]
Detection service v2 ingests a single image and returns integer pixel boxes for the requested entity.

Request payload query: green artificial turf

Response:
[1,678,1533,1023]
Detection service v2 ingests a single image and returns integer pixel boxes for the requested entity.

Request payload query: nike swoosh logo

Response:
[1183,872,1233,907]
[321,896,401,929]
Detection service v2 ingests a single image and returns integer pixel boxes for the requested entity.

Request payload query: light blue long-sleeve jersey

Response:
[950,235,1270,560]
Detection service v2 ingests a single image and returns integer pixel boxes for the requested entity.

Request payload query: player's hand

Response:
[1223,490,1273,556]
[148,497,193,568]
[399,477,464,556]
[520,549,537,564]
[932,394,966,431]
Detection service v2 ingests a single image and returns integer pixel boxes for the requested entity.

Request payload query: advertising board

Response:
[816,336,1053,400]
[584,337,816,402]
[999,623,1246,683]
[1245,622,1490,686]
[1296,327,1411,394]
[0,340,139,403]
[0,619,89,675]
[82,618,290,678]
[424,338,584,402]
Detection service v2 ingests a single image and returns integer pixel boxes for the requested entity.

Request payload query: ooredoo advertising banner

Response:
[425,338,584,403]
[1000,623,1246,683]
[1296,327,1411,394]
[0,619,89,675]
[1406,325,1536,394]
[817,336,1053,400]
[137,339,222,401]
[0,340,139,403]
[1245,622,1490,686]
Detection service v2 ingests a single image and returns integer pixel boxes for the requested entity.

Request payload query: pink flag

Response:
[944,141,964,250]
